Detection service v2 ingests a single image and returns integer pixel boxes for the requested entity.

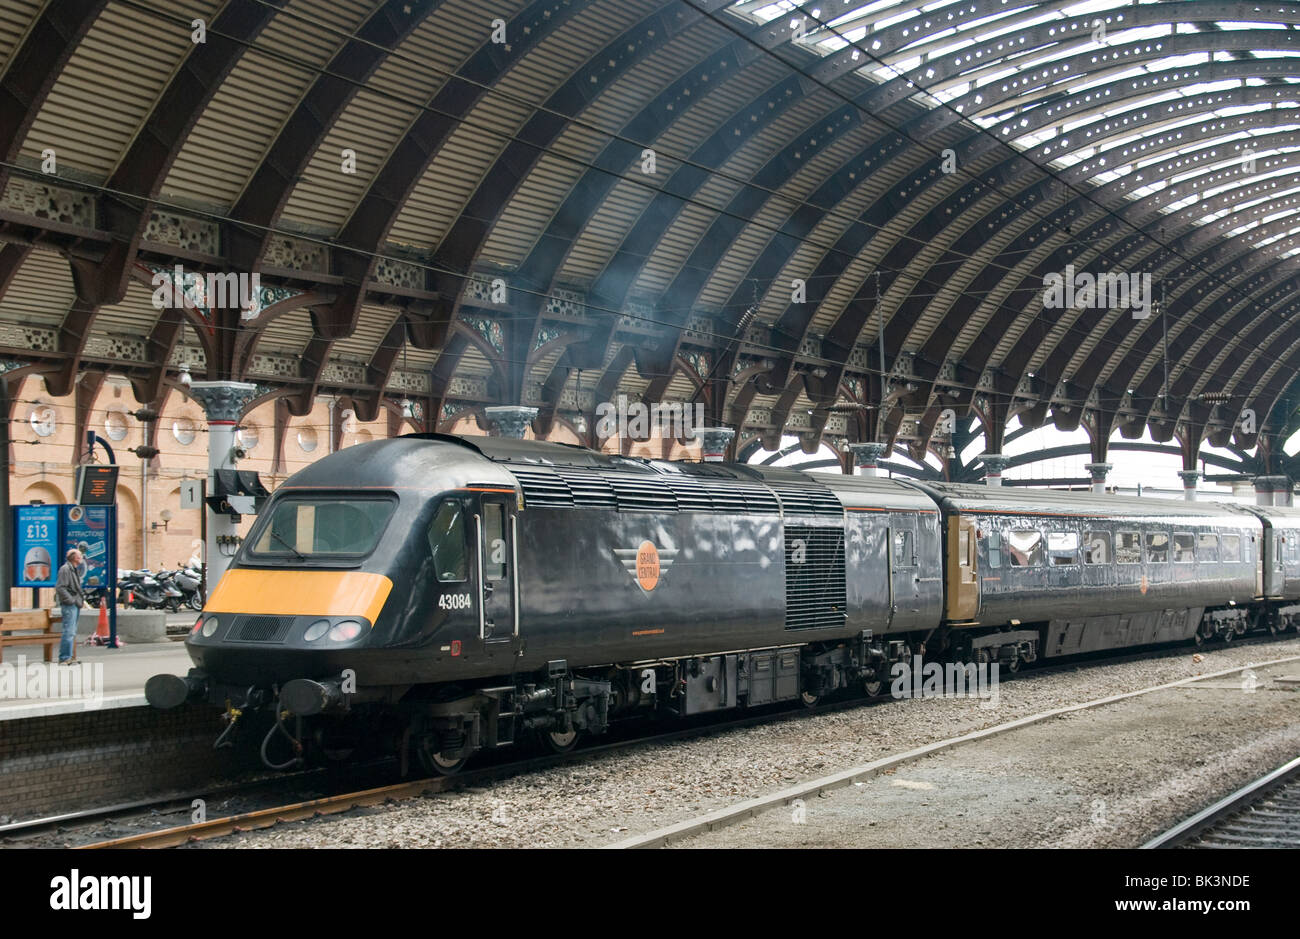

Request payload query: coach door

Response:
[946,515,979,622]
[474,495,518,648]
[889,516,920,627]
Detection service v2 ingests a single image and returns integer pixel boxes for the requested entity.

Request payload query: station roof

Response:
[1,0,1298,463]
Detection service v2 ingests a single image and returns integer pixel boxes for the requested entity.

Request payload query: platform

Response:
[0,619,194,719]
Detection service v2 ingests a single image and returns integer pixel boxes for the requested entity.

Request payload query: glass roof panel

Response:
[726,0,1300,246]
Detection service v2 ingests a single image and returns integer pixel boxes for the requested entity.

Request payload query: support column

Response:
[696,427,735,462]
[1177,470,1200,501]
[1254,475,1291,506]
[849,442,887,477]
[189,381,259,593]
[1084,462,1112,495]
[980,453,1010,487]
[483,405,537,439]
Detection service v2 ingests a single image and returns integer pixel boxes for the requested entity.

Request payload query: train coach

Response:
[145,434,1298,774]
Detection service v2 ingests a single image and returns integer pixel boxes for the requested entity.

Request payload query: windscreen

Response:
[250,497,396,558]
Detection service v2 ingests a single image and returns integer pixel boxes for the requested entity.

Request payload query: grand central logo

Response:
[614,541,678,593]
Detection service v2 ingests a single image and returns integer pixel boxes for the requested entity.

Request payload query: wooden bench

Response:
[0,609,68,663]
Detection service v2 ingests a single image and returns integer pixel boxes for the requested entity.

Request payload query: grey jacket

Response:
[55,561,84,607]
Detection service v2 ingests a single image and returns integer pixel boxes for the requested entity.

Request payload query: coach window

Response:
[1116,531,1141,563]
[987,531,1002,568]
[1197,533,1219,563]
[1047,531,1078,565]
[428,500,468,583]
[1146,532,1170,563]
[1221,534,1241,563]
[1007,530,1043,566]
[1083,531,1111,564]
[1173,532,1195,563]
[894,530,914,567]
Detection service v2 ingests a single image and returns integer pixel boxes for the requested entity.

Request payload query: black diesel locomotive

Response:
[146,434,1300,773]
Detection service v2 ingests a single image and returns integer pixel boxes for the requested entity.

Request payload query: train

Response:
[145,433,1300,773]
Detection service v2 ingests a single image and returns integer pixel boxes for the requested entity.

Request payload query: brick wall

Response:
[0,704,265,823]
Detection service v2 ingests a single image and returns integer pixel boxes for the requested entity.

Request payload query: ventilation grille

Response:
[510,468,572,508]
[233,615,294,643]
[509,465,782,514]
[784,526,847,630]
[770,484,844,518]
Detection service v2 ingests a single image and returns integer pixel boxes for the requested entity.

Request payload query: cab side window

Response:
[1145,531,1170,563]
[483,502,507,581]
[428,501,468,583]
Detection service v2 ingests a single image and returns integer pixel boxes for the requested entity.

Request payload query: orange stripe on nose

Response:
[206,569,394,626]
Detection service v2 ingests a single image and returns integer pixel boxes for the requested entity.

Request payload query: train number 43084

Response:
[438,593,473,610]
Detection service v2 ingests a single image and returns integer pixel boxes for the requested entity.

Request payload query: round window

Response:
[237,422,259,450]
[29,403,56,437]
[297,426,318,453]
[172,417,197,446]
[104,409,128,441]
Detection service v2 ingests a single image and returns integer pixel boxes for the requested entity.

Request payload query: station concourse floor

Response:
[0,613,195,719]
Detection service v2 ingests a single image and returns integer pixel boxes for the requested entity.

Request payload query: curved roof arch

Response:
[1,0,1300,474]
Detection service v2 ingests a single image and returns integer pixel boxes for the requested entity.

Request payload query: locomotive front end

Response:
[143,436,506,768]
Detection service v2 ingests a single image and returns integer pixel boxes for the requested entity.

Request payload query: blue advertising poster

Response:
[13,505,60,588]
[63,504,112,590]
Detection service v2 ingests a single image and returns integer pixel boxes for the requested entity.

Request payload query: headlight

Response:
[327,620,363,642]
[201,616,219,637]
[302,619,330,642]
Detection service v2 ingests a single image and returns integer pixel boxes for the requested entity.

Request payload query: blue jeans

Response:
[59,603,79,662]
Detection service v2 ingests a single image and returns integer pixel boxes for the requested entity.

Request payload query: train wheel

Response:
[799,690,820,708]
[414,735,468,776]
[863,679,884,698]
[1221,628,1235,643]
[538,728,580,754]
[1004,653,1021,675]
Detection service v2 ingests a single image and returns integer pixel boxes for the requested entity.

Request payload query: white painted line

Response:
[605,654,1300,849]
[0,693,148,720]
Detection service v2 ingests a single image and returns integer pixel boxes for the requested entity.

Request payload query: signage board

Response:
[13,505,60,588]
[63,504,112,590]
[75,464,119,506]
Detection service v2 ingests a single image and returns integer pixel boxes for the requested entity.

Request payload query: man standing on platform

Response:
[54,548,85,664]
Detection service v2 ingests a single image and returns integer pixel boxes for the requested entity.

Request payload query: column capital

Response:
[1084,462,1113,479]
[979,453,1009,486]
[695,426,735,462]
[848,442,887,476]
[188,381,259,424]
[483,405,538,439]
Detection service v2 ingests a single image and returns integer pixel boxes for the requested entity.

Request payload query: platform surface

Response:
[0,615,195,719]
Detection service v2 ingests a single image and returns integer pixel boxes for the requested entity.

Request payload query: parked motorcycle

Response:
[170,564,204,611]
[120,569,184,611]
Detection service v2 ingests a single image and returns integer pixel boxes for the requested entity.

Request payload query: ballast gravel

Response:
[200,637,1300,849]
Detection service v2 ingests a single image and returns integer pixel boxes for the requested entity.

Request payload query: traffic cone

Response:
[91,597,109,646]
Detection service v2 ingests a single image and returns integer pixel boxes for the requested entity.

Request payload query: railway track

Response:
[1142,755,1300,849]
[608,656,1300,849]
[16,635,1295,849]
[74,693,879,849]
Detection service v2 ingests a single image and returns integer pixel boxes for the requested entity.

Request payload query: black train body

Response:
[145,434,1300,772]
